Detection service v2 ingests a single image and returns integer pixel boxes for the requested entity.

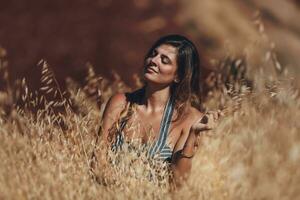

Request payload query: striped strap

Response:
[148,95,175,158]
[111,103,133,151]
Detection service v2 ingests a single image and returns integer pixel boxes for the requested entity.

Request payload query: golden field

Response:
[0,37,299,200]
[1,0,300,199]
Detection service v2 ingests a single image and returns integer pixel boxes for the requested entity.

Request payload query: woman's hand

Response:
[191,110,223,134]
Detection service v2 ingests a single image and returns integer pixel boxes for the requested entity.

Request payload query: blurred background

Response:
[0,0,299,89]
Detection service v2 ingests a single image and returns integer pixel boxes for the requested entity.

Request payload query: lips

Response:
[145,66,158,73]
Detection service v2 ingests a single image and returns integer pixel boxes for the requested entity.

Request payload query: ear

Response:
[174,75,180,83]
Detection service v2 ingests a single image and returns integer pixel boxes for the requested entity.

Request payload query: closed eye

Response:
[161,55,171,64]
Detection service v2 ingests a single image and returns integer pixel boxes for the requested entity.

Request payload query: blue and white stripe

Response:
[111,121,126,151]
[112,95,175,162]
[148,95,174,159]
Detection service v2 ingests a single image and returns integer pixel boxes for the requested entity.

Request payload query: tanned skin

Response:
[97,44,219,188]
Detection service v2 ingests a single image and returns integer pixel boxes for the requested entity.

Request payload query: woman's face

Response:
[144,44,178,86]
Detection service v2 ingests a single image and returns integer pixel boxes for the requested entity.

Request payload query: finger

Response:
[206,113,215,122]
[207,110,224,120]
[192,123,212,132]
[192,123,206,130]
[212,111,220,121]
[205,111,217,121]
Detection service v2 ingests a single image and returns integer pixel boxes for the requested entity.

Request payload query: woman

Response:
[95,34,218,188]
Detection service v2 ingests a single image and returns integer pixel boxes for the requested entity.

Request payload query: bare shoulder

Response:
[106,93,127,108]
[102,93,127,122]
[104,88,144,116]
[101,93,128,139]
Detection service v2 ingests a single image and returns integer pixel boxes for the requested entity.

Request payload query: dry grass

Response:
[0,39,299,200]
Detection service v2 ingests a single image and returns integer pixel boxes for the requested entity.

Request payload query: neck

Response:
[143,84,171,113]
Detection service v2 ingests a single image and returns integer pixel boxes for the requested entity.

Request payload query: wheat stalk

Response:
[39,60,74,113]
[83,63,103,109]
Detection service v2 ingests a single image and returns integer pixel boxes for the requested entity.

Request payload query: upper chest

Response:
[122,106,193,148]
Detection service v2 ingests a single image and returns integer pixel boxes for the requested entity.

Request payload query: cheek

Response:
[160,64,177,77]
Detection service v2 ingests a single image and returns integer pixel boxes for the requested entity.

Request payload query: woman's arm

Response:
[170,111,220,188]
[171,128,197,188]
[90,93,127,182]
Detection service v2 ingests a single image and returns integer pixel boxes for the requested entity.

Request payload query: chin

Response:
[143,72,156,83]
[144,74,172,87]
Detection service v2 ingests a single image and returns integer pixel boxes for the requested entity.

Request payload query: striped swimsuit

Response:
[111,95,175,163]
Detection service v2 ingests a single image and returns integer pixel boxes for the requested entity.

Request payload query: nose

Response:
[149,54,159,66]
[148,59,156,67]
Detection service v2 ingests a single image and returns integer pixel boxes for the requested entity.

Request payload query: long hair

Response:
[108,35,203,141]
[144,34,202,121]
